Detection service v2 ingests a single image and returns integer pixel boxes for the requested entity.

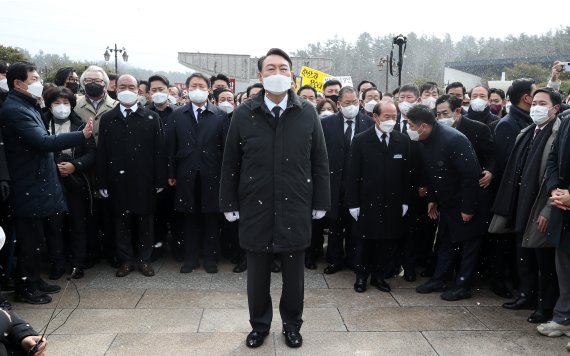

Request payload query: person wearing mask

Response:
[357,80,376,100]
[321,86,374,274]
[106,73,118,100]
[297,85,317,107]
[0,61,93,304]
[395,84,421,134]
[408,105,482,301]
[53,67,80,95]
[0,62,8,108]
[347,100,410,293]
[493,88,562,324]
[361,87,382,116]
[323,79,342,104]
[419,82,439,110]
[445,82,468,115]
[316,98,337,119]
[467,85,501,128]
[167,73,229,274]
[220,48,329,349]
[167,85,180,106]
[214,87,236,116]
[489,88,507,118]
[95,74,166,278]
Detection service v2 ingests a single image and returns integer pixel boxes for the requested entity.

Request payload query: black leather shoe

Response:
[38,279,61,294]
[370,277,391,292]
[71,267,84,279]
[527,310,552,324]
[116,264,134,277]
[138,263,155,277]
[271,261,281,273]
[323,263,344,274]
[354,277,367,293]
[246,330,269,348]
[416,280,445,294]
[441,287,472,301]
[205,265,218,274]
[283,330,303,348]
[0,297,12,310]
[404,272,417,282]
[502,297,537,310]
[15,289,52,305]
[305,256,317,270]
[490,282,513,299]
[233,262,247,273]
[48,265,65,280]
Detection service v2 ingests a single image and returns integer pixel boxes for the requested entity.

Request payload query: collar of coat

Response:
[78,93,117,111]
[249,89,303,114]
[9,90,39,107]
[181,101,216,114]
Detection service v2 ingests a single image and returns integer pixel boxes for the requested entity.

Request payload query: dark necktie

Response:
[196,108,202,123]
[272,106,281,121]
[533,127,541,140]
[345,120,353,146]
[401,119,407,134]
[381,133,388,149]
[124,108,132,118]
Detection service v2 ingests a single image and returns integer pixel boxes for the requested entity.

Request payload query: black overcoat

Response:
[95,105,166,215]
[166,102,229,213]
[219,90,330,252]
[346,127,411,240]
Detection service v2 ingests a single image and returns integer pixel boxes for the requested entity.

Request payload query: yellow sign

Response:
[299,66,331,93]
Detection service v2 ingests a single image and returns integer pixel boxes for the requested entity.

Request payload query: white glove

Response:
[156,188,164,193]
[349,208,360,221]
[224,211,240,222]
[312,210,326,219]
[99,189,109,198]
[402,204,409,217]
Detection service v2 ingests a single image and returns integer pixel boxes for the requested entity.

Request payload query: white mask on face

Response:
[319,110,333,118]
[152,92,169,105]
[188,89,209,103]
[26,81,44,99]
[168,95,177,105]
[138,95,147,106]
[341,104,359,119]
[117,90,139,106]
[0,79,8,92]
[407,127,421,141]
[470,98,487,112]
[438,117,455,127]
[51,104,71,120]
[262,74,291,95]
[379,119,396,133]
[364,100,378,113]
[462,105,470,112]
[422,97,437,109]
[218,101,234,114]
[398,101,415,116]
[530,105,551,126]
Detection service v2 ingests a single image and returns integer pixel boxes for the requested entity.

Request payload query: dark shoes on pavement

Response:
[246,330,269,348]
[502,297,537,310]
[441,287,472,301]
[15,289,52,305]
[416,280,446,294]
[490,282,513,299]
[323,263,344,275]
[283,330,303,348]
[527,310,552,324]
[354,277,367,293]
[116,264,135,277]
[371,277,391,292]
[139,263,155,277]
[233,262,247,273]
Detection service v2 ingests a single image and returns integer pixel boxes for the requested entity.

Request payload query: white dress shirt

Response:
[375,126,390,146]
[264,94,288,118]
[120,104,138,118]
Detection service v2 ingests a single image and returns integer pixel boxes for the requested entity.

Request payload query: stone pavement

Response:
[5,257,569,355]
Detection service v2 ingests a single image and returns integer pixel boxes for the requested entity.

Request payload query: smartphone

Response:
[560,62,570,72]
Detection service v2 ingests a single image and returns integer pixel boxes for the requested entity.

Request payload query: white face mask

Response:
[152,92,169,105]
[0,79,8,92]
[218,101,234,114]
[398,101,415,116]
[138,95,147,106]
[407,127,421,141]
[438,117,455,127]
[341,104,359,119]
[470,98,487,112]
[117,90,138,106]
[26,81,44,99]
[319,110,334,118]
[51,104,71,120]
[168,95,177,105]
[262,74,291,95]
[422,97,437,109]
[379,119,396,133]
[188,89,209,103]
[364,100,378,113]
[505,103,512,113]
[462,105,470,112]
[530,105,551,126]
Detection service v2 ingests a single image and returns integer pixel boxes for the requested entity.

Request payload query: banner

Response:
[299,66,331,92]
[323,76,353,88]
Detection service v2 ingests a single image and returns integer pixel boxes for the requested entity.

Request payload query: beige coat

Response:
[74,94,117,144]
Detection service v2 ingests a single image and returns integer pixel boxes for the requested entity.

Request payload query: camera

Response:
[393,34,407,46]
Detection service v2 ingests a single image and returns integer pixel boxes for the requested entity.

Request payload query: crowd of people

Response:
[0,51,570,350]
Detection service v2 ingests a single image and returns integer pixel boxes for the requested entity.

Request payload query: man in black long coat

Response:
[408,105,483,301]
[346,101,411,293]
[96,74,166,278]
[167,73,229,274]
[219,48,330,349]
[320,86,373,274]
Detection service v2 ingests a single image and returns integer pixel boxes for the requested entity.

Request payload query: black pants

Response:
[44,215,65,270]
[354,238,398,278]
[65,188,89,267]
[306,218,326,261]
[87,197,116,262]
[115,213,153,265]
[247,250,304,333]
[325,211,354,267]
[14,218,44,292]
[182,213,220,268]
[432,226,482,289]
[486,233,517,286]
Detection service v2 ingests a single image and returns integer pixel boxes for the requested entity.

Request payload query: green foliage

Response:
[0,45,29,63]
[504,63,550,82]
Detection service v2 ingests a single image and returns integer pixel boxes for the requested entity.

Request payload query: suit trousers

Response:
[354,238,398,278]
[182,213,220,268]
[247,250,304,333]
[553,247,570,325]
[325,211,354,267]
[115,213,154,265]
[14,218,44,292]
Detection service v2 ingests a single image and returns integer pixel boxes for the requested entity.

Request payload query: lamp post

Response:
[377,56,397,93]
[103,44,128,74]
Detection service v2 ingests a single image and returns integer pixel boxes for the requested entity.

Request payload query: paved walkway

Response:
[6,257,569,355]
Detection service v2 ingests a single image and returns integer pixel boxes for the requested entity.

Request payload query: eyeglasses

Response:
[67,77,79,83]
[84,78,105,85]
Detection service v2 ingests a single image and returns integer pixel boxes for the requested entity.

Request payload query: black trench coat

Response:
[219,90,330,252]
[96,106,166,215]
[346,127,411,240]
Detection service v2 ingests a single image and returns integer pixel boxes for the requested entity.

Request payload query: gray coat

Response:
[219,90,330,252]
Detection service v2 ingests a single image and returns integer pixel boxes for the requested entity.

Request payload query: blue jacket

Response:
[0,91,84,218]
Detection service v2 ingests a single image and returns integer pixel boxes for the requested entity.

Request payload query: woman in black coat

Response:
[43,87,95,280]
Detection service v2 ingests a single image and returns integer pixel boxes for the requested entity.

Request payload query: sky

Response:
[1,0,567,73]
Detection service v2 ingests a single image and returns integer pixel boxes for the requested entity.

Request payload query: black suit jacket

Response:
[321,111,373,219]
[457,116,496,176]
[494,105,532,176]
